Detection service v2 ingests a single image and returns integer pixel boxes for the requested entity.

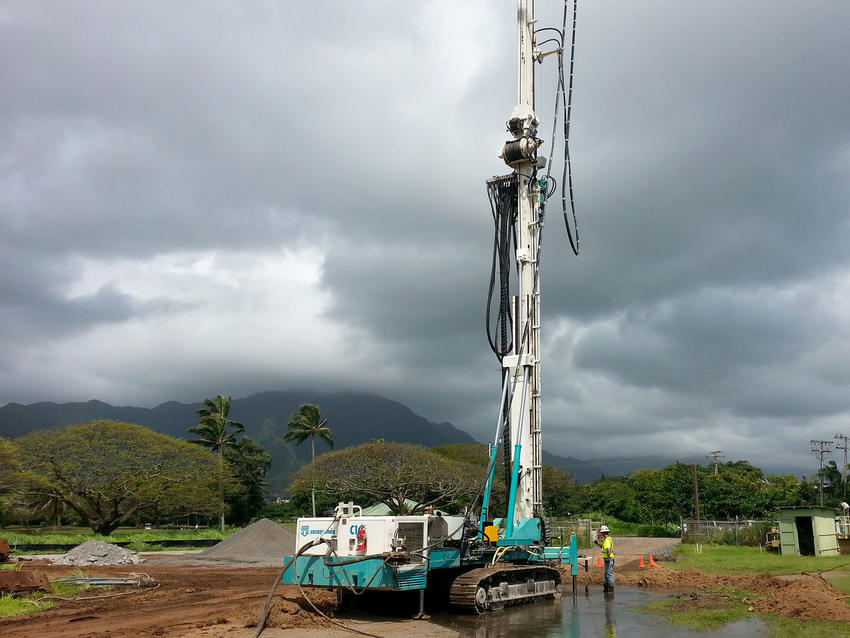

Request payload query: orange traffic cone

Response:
[639,555,645,567]
[649,553,658,567]
[597,554,603,567]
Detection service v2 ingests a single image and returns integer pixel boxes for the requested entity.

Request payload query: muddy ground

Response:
[3,537,850,637]
[572,538,850,624]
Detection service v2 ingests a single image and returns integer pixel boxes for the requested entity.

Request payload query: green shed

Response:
[776,507,840,556]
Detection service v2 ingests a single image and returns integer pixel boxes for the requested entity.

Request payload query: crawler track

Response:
[449,564,561,613]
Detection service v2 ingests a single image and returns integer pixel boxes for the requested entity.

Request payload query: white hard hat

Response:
[599,525,609,533]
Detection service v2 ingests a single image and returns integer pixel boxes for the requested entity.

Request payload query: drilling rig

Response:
[282,0,580,614]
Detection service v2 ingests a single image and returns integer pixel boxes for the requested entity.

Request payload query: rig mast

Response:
[500,0,544,526]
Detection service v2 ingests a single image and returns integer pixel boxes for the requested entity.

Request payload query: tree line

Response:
[2,397,843,534]
[287,442,840,526]
[0,397,338,534]
[541,460,823,525]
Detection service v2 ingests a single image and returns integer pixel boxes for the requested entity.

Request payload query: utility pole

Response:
[706,450,723,475]
[692,464,701,541]
[835,434,849,501]
[811,439,833,507]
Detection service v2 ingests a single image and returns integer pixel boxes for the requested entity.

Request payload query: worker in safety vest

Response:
[594,524,614,592]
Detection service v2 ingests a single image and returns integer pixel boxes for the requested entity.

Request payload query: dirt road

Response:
[581,535,680,567]
[4,538,850,637]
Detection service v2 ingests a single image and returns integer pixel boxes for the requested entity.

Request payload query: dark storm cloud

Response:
[542,0,850,319]
[2,0,849,473]
[0,242,185,347]
[573,285,850,416]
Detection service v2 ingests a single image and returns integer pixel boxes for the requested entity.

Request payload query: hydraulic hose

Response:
[252,537,326,638]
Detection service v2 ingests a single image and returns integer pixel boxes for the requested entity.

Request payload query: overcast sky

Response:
[2,1,849,476]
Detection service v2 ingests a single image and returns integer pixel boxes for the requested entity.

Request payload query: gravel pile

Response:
[54,540,143,566]
[192,518,296,564]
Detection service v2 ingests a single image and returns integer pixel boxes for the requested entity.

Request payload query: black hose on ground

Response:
[252,538,323,638]
[253,536,384,638]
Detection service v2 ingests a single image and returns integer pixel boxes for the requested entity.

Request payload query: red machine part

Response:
[356,525,367,553]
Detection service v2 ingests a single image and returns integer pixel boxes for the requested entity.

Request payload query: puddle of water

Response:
[431,586,767,637]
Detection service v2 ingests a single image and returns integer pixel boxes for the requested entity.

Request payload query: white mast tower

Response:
[500,0,544,528]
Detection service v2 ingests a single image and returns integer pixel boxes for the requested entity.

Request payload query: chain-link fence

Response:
[680,518,773,545]
[544,518,600,549]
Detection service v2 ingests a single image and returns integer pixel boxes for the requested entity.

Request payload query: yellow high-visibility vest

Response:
[601,535,613,559]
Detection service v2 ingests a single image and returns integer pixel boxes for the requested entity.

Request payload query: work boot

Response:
[602,584,609,593]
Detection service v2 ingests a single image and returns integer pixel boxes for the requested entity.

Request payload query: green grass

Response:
[2,527,234,546]
[642,588,850,637]
[671,543,850,575]
[765,616,850,637]
[1,527,236,554]
[0,572,89,619]
[641,592,752,630]
[645,546,850,637]
[0,592,54,618]
[0,574,105,619]
[0,562,23,570]
[824,572,850,595]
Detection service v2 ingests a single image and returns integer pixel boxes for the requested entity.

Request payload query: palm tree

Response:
[284,404,333,516]
[189,394,245,530]
[31,490,66,531]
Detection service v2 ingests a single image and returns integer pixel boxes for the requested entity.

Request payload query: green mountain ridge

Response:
[0,392,727,489]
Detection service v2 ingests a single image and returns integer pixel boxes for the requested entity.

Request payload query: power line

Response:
[810,439,833,507]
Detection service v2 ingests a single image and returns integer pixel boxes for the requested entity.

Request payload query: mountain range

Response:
[0,391,475,493]
[0,390,710,491]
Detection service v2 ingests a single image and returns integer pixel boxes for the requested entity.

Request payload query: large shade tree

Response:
[284,403,333,516]
[0,437,20,525]
[189,394,244,530]
[291,441,481,515]
[541,465,583,517]
[14,420,219,535]
[0,437,18,488]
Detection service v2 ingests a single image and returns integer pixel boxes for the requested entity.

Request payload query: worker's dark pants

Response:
[603,558,614,587]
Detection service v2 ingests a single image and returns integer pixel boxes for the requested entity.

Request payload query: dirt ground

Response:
[3,538,850,637]
[0,563,334,638]
[1,557,459,638]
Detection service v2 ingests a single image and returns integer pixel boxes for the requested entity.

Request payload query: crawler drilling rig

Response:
[282,0,581,614]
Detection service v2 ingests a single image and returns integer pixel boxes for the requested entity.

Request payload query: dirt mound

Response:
[579,566,785,592]
[753,573,850,621]
[53,540,142,566]
[192,518,296,564]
